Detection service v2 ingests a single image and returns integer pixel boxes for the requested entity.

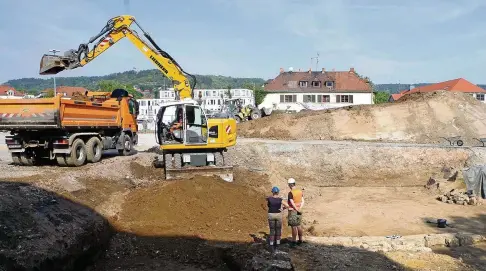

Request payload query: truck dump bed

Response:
[0,95,121,130]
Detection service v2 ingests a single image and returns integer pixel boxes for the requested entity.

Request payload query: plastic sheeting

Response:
[462,165,486,199]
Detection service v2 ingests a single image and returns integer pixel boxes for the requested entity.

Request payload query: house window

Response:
[477,94,485,101]
[234,90,240,96]
[336,95,354,103]
[280,94,297,103]
[212,90,217,96]
[317,95,330,103]
[325,81,334,88]
[303,95,316,103]
[7,90,14,96]
[311,81,321,88]
[299,81,308,88]
[205,91,210,97]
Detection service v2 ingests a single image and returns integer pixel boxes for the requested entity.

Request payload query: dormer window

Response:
[299,81,308,88]
[311,81,321,88]
[7,90,14,96]
[325,81,334,88]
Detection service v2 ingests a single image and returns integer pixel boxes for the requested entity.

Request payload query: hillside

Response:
[239,91,486,145]
[3,69,266,93]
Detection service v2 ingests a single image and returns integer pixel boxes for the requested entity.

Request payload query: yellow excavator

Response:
[39,15,237,181]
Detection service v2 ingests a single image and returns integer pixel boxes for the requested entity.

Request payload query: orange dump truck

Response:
[0,89,139,166]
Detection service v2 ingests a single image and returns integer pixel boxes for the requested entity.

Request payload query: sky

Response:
[0,0,485,84]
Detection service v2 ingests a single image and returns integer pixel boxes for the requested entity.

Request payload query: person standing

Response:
[287,178,304,247]
[267,186,288,252]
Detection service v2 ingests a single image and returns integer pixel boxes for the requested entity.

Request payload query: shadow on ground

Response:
[0,181,410,271]
[430,214,486,271]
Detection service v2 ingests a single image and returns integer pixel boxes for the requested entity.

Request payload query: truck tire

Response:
[250,110,261,120]
[118,134,132,156]
[65,139,87,167]
[86,137,102,163]
[11,153,21,165]
[56,154,68,166]
[215,152,224,166]
[20,153,34,166]
[173,153,182,169]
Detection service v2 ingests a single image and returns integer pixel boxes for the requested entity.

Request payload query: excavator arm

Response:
[39,15,196,100]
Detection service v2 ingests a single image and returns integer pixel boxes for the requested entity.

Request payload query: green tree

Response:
[44,89,54,98]
[97,80,143,99]
[225,85,232,99]
[243,83,267,105]
[374,91,390,104]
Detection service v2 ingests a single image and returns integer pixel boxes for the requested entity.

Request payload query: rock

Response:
[469,197,478,205]
[456,233,486,246]
[446,200,453,204]
[447,171,458,182]
[249,249,294,271]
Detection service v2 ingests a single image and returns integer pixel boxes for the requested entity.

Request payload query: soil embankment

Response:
[240,91,486,144]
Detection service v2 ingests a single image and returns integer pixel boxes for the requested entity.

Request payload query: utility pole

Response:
[49,49,60,96]
[311,52,319,71]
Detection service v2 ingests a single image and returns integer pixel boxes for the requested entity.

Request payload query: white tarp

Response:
[462,165,486,199]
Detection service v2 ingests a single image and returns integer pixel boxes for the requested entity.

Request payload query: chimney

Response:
[279,68,284,74]
[321,68,326,73]
[350,67,355,73]
[308,68,312,74]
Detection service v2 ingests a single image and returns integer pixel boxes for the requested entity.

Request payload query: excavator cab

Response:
[155,101,233,181]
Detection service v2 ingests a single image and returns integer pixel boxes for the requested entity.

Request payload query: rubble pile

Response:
[437,189,482,206]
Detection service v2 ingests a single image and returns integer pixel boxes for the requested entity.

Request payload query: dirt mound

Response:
[240,91,486,144]
[114,176,269,242]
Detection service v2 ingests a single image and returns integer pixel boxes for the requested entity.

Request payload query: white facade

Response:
[195,88,255,112]
[260,92,374,112]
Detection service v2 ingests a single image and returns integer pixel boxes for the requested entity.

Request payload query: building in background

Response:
[261,67,373,112]
[389,78,486,102]
[39,86,90,98]
[136,88,255,130]
[0,85,24,99]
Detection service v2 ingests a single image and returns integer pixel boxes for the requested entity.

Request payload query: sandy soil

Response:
[1,139,485,269]
[239,91,486,145]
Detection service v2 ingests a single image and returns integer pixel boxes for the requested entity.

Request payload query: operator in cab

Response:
[169,106,183,142]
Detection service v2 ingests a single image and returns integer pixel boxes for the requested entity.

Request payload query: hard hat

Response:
[271,186,280,193]
[287,178,296,184]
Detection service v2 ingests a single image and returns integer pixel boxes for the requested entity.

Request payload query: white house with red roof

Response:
[389,78,486,102]
[0,85,24,99]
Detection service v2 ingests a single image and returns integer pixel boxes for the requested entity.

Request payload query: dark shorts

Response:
[288,210,302,227]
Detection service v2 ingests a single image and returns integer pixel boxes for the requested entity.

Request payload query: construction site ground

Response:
[1,127,486,270]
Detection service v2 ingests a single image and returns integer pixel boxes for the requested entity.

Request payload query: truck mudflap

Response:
[0,109,59,129]
[165,166,234,182]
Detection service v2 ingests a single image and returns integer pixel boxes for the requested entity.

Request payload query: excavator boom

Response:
[39,15,195,100]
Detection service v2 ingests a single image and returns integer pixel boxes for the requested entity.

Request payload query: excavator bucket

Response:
[39,54,68,75]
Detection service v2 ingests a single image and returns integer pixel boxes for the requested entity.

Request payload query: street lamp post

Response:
[49,49,60,96]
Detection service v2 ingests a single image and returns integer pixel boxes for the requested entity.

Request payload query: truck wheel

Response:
[215,152,224,167]
[118,134,132,156]
[250,111,261,120]
[173,153,182,169]
[56,154,68,166]
[86,137,102,163]
[11,153,21,165]
[20,153,34,166]
[234,115,242,124]
[65,139,87,167]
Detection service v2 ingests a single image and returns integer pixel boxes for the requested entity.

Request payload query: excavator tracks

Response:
[159,151,234,182]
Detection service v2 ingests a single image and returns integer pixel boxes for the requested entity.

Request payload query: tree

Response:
[44,89,54,98]
[225,85,232,99]
[243,83,267,106]
[97,80,143,99]
[373,91,390,104]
